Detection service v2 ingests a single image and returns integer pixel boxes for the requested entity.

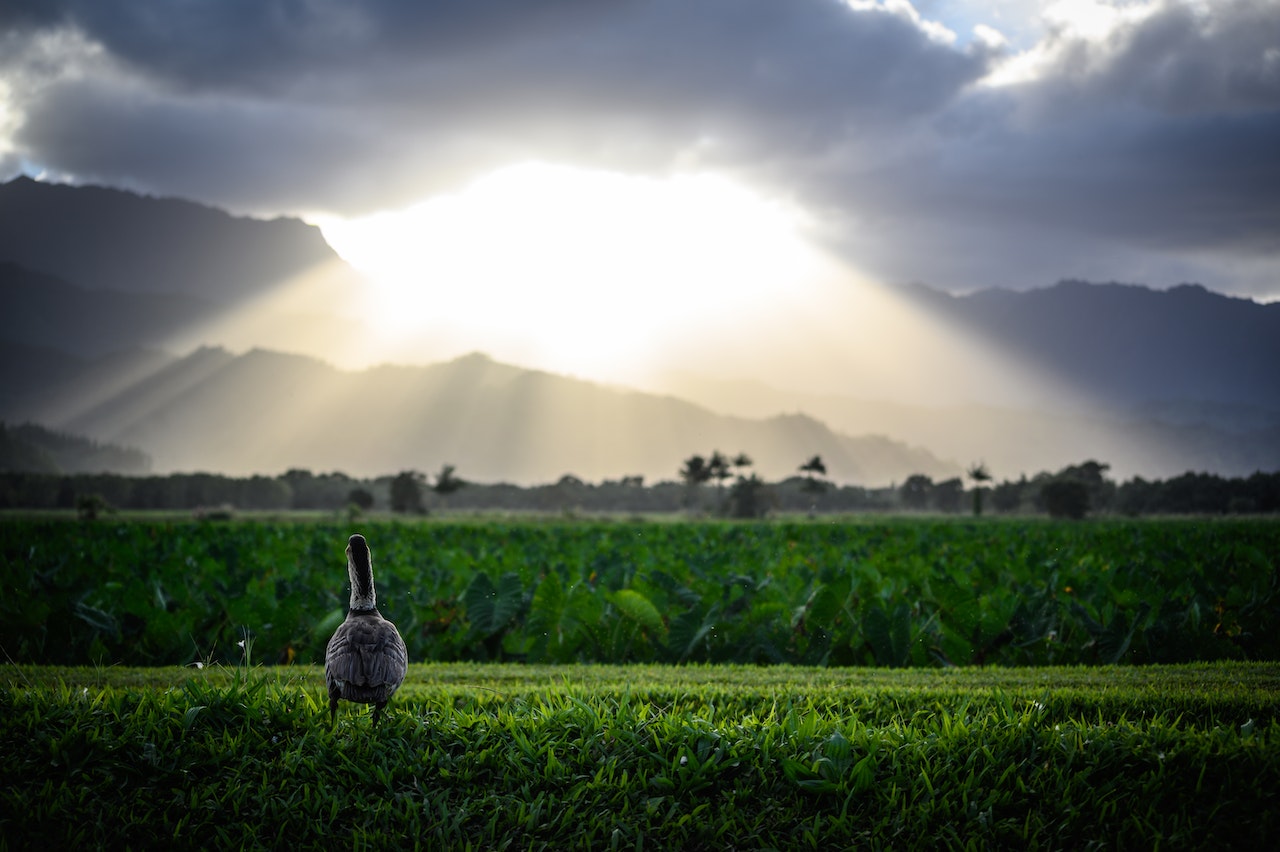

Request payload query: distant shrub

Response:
[390,471,425,514]
[76,493,111,521]
[1042,480,1090,519]
[193,504,235,521]
[728,474,772,519]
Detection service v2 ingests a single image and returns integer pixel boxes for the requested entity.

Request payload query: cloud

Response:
[995,0,1280,113]
[809,1,1280,296]
[1,0,1278,299]
[934,1,1280,253]
[1,1,990,208]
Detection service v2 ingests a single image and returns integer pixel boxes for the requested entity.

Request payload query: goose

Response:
[325,533,408,726]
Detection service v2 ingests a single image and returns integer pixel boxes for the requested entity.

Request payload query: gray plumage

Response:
[325,533,408,726]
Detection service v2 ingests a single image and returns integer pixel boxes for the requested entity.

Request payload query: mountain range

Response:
[1,175,1276,483]
[891,280,1280,412]
[1,345,953,483]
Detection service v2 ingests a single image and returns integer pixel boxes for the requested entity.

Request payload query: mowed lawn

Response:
[3,661,1277,849]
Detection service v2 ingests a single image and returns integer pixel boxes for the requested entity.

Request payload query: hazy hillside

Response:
[654,371,1280,482]
[3,349,956,485]
[648,280,1280,480]
[0,421,150,475]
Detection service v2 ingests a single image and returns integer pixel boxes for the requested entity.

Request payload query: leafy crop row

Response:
[2,518,1277,667]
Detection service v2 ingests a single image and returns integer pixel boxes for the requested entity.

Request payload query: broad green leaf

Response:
[612,589,666,638]
[668,604,718,662]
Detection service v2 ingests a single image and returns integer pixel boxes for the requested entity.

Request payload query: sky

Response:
[1,1,1278,384]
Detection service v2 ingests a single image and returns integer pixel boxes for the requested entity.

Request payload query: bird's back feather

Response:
[325,610,408,705]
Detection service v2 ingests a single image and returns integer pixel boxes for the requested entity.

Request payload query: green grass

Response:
[3,662,1277,849]
[5,517,1277,845]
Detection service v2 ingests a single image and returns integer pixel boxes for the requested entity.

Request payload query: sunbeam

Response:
[318,162,827,384]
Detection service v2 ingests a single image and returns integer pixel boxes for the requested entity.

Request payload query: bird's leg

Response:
[372,701,386,727]
[329,696,339,727]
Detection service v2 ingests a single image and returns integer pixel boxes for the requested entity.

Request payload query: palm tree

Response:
[799,454,828,494]
[708,451,732,511]
[679,454,712,513]
[433,464,466,502]
[967,462,992,516]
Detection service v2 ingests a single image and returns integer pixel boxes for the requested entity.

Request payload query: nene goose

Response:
[325,533,408,725]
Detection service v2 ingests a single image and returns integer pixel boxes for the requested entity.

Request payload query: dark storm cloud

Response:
[931,0,1280,255]
[4,0,993,213]
[1021,0,1280,115]
[2,1,609,90]
[795,0,1280,295]
[2,0,1278,298]
[24,0,979,112]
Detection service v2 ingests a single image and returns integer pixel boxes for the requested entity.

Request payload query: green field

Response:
[4,516,1277,668]
[2,662,1277,849]
[3,517,1277,847]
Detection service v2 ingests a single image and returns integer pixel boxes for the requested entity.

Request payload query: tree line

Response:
[1,456,1277,518]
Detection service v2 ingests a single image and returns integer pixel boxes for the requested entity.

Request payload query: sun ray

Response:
[317,162,827,383]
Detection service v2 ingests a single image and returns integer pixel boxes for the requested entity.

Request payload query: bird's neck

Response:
[348,561,377,611]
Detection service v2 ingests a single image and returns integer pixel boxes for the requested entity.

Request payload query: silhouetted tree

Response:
[933,477,965,513]
[707,451,732,511]
[1042,479,1090,519]
[433,464,466,498]
[728,474,772,519]
[1056,460,1114,512]
[799,455,828,494]
[991,476,1028,514]
[281,468,314,509]
[900,474,933,511]
[347,488,375,511]
[1038,460,1114,518]
[389,470,426,514]
[0,465,1275,517]
[967,462,992,516]
[245,475,291,509]
[679,454,713,512]
[76,493,110,521]
[548,474,588,512]
[1115,476,1155,516]
[679,455,710,484]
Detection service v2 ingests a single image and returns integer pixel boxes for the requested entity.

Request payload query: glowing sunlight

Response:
[318,163,829,382]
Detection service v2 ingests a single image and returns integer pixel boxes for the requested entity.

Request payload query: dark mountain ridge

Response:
[0,176,343,302]
[895,279,1280,412]
[0,262,220,357]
